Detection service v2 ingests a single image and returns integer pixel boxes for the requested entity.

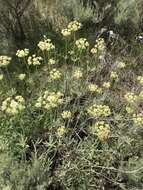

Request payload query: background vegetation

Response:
[0,0,143,190]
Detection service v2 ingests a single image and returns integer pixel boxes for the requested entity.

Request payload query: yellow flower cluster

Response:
[88,83,102,93]
[35,91,64,110]
[16,49,29,58]
[0,74,4,80]
[0,55,11,67]
[1,96,25,115]
[139,91,143,99]
[18,73,26,80]
[125,106,134,114]
[61,28,71,37]
[87,104,111,118]
[28,55,43,66]
[61,111,72,119]
[49,68,62,81]
[75,38,89,50]
[133,113,143,126]
[57,126,65,137]
[117,61,126,69]
[38,38,55,51]
[48,58,56,65]
[102,82,111,89]
[68,21,82,32]
[73,68,83,79]
[137,76,143,86]
[124,92,138,104]
[110,71,118,80]
[61,21,82,37]
[91,38,105,54]
[92,121,110,141]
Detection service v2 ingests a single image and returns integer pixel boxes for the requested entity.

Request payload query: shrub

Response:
[0,20,143,190]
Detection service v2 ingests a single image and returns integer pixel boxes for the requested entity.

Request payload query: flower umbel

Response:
[91,121,110,141]
[61,111,72,119]
[16,49,29,58]
[73,68,83,79]
[38,37,55,51]
[75,38,89,50]
[1,96,25,115]
[57,126,66,137]
[28,55,43,66]
[35,91,64,110]
[87,104,111,118]
[0,56,11,67]
[49,69,62,81]
[18,74,26,80]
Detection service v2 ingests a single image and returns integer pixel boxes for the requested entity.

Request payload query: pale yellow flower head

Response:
[0,55,11,67]
[0,74,4,80]
[61,28,71,37]
[48,58,56,65]
[16,49,29,58]
[49,68,62,81]
[87,104,111,118]
[18,73,26,80]
[133,113,143,126]
[91,38,105,55]
[35,91,64,110]
[38,37,55,51]
[103,82,111,89]
[75,38,89,50]
[1,96,25,115]
[91,121,110,141]
[57,126,66,137]
[28,55,42,66]
[117,61,126,69]
[139,91,143,99]
[61,111,72,119]
[110,71,118,79]
[73,68,83,79]
[88,83,102,93]
[67,21,82,32]
[126,106,134,114]
[137,76,143,86]
[124,92,138,104]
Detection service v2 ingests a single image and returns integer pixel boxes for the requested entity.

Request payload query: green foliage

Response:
[0,2,143,190]
[115,0,140,26]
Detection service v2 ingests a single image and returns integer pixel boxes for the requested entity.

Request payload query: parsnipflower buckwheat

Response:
[91,121,110,141]
[88,83,102,93]
[102,82,111,89]
[61,111,72,119]
[73,68,83,79]
[137,76,143,86]
[28,55,43,66]
[75,38,89,50]
[61,29,71,37]
[0,74,4,80]
[133,113,143,126]
[91,38,105,55]
[0,56,11,67]
[18,74,26,80]
[35,91,64,110]
[67,21,82,32]
[57,126,66,137]
[38,37,55,51]
[48,58,56,65]
[124,92,138,104]
[16,49,29,58]
[49,69,62,81]
[1,96,25,115]
[87,104,111,118]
